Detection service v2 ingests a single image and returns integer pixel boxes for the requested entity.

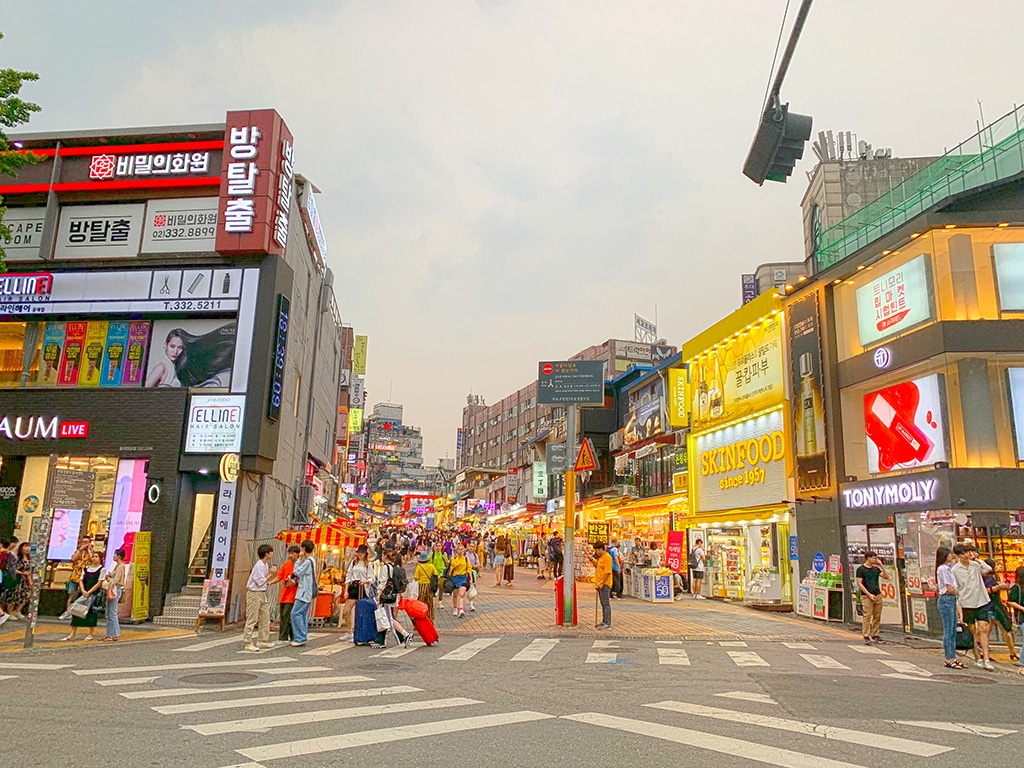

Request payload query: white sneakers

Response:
[452,609,459,617]
[694,594,706,600]
[244,643,259,652]
[469,604,476,612]
[0,614,8,627]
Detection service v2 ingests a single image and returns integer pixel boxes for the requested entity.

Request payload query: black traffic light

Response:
[742,103,813,185]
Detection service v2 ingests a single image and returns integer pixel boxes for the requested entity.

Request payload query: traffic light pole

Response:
[766,0,813,109]
[562,404,577,625]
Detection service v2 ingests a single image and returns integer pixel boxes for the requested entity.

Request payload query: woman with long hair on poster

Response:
[146,324,236,388]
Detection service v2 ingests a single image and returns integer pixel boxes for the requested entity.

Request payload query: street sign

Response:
[574,438,598,472]
[546,443,566,475]
[537,360,605,405]
[347,499,360,512]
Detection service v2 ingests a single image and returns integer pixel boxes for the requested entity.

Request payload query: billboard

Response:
[788,294,829,491]
[624,377,665,446]
[855,254,933,347]
[864,374,947,474]
[146,318,237,389]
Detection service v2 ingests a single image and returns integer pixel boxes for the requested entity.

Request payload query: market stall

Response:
[276,524,367,624]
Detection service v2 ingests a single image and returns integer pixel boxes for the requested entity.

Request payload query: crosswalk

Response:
[64,654,1016,767]
[0,661,73,682]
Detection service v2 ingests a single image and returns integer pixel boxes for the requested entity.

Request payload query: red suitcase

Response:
[412,615,439,646]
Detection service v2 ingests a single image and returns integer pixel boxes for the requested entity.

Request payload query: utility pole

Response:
[562,404,577,625]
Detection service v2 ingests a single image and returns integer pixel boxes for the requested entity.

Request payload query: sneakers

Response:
[458,610,466,618]
[58,611,71,621]
[694,594,706,600]
[983,659,995,671]
[289,641,306,647]
[597,624,611,630]
[244,643,259,652]
[369,642,387,649]
[469,604,476,612]
[872,636,886,644]
[258,643,276,649]
[976,659,988,669]
[453,609,459,617]
[863,637,873,646]
[0,614,8,627]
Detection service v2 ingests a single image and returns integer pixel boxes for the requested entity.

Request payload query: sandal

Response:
[944,660,967,670]
[1010,654,1019,662]
[59,635,74,642]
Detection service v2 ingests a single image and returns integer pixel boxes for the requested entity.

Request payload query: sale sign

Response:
[666,531,684,573]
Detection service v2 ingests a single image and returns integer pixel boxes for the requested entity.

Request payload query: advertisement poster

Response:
[788,293,829,491]
[100,322,130,387]
[666,530,684,573]
[796,583,812,616]
[47,508,83,560]
[353,335,368,375]
[993,243,1024,311]
[146,318,237,388]
[198,578,230,618]
[864,374,947,473]
[37,322,65,386]
[57,321,88,386]
[667,368,689,428]
[131,531,151,622]
[1007,368,1024,460]
[624,378,665,446]
[855,254,933,347]
[691,315,785,430]
[141,196,218,253]
[184,394,246,454]
[78,321,109,387]
[105,459,147,570]
[123,320,151,386]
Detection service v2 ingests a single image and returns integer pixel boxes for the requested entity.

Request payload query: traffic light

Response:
[742,103,813,185]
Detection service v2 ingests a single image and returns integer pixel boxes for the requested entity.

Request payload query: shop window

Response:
[832,227,1024,361]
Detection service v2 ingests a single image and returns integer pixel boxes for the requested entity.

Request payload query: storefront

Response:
[683,291,795,606]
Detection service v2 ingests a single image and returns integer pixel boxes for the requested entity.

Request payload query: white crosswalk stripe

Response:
[440,638,499,661]
[728,651,769,667]
[782,642,816,649]
[715,691,776,705]
[511,638,559,662]
[152,685,422,715]
[586,652,617,663]
[186,697,481,736]
[895,721,1017,738]
[95,676,162,687]
[120,675,372,700]
[0,662,73,670]
[237,711,554,762]
[563,712,868,768]
[0,675,17,681]
[255,666,331,675]
[800,654,849,670]
[878,660,931,677]
[657,648,690,666]
[719,641,748,647]
[645,701,950,757]
[75,657,294,676]
[372,646,418,659]
[302,643,353,657]
[173,635,244,652]
[848,644,890,656]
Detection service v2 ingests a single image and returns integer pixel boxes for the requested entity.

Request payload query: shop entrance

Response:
[845,524,903,626]
[186,478,219,587]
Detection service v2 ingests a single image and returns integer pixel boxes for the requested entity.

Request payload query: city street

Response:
[4,578,1023,768]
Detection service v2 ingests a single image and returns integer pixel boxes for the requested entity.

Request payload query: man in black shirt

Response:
[856,551,890,645]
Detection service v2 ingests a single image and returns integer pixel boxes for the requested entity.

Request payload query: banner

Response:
[789,294,829,491]
[131,531,151,622]
[666,530,684,573]
[667,368,689,428]
[353,335,368,375]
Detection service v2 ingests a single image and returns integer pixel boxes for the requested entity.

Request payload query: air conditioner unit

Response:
[609,430,624,452]
[294,484,315,524]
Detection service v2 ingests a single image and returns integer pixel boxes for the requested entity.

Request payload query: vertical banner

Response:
[741,273,758,304]
[789,293,829,491]
[210,478,238,581]
[57,321,88,386]
[266,294,290,421]
[667,367,690,428]
[100,322,130,387]
[666,530,684,573]
[37,322,65,386]
[123,320,151,386]
[131,531,152,622]
[353,335,368,375]
[79,321,109,387]
[532,460,548,499]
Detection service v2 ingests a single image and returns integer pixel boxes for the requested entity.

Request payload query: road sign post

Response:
[563,404,577,626]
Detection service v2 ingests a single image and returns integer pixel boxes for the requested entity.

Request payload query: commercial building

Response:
[785,104,1024,634]
[364,402,428,493]
[0,109,346,625]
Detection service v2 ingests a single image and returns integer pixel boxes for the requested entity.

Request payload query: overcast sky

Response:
[4,1,1020,463]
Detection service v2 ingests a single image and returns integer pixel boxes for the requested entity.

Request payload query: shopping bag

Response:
[69,594,94,619]
[955,622,975,651]
[467,584,478,599]
[374,605,391,632]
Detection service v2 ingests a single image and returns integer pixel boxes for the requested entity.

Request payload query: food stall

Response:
[275,523,367,625]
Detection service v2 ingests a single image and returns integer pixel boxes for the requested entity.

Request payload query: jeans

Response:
[598,586,612,627]
[278,602,293,642]
[291,598,310,644]
[105,587,122,639]
[938,593,958,660]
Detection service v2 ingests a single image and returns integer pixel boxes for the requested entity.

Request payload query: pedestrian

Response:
[271,545,300,643]
[414,551,437,623]
[0,538,18,614]
[449,544,474,618]
[61,550,106,641]
[502,537,516,587]
[1005,566,1024,678]
[935,546,966,669]
[243,544,274,652]
[547,532,564,579]
[484,534,494,570]
[371,549,410,649]
[608,538,623,599]
[289,540,317,648]
[689,538,706,599]
[594,541,613,629]
[59,536,93,620]
[855,550,889,645]
[7,542,32,621]
[951,543,995,670]
[429,542,449,609]
[342,544,375,639]
[982,558,1018,661]
[101,548,127,642]
[465,543,480,612]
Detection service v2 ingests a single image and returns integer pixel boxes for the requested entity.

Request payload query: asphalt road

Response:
[4,630,1023,768]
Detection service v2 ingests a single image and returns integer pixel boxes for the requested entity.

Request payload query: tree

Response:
[0,31,42,271]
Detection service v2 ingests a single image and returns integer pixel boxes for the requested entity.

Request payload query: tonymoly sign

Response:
[841,478,940,511]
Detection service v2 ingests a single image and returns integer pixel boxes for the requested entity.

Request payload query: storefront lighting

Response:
[797,275,807,282]
[945,224,956,229]
[833,279,841,284]
[784,284,794,292]
[999,222,1010,227]
[857,265,866,270]
[845,280,854,285]
[881,250,892,255]
[910,232,920,239]
[771,309,778,315]
[752,519,763,525]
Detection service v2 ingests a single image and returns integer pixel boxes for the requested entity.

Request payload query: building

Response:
[365,402,427,493]
[0,109,346,625]
[783,104,1024,634]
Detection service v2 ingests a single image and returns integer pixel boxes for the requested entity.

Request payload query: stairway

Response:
[153,587,203,628]
[187,523,212,587]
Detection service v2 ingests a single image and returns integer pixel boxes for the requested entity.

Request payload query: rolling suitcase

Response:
[354,597,378,645]
[412,614,439,646]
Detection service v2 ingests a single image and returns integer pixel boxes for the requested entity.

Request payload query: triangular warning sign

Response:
[574,438,598,472]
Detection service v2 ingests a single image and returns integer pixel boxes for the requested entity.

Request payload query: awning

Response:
[276,524,367,548]
[518,429,551,452]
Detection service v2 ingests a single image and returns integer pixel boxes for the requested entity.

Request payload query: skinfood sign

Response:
[695,409,787,513]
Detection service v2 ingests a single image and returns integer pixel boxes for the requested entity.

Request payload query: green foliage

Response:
[0,31,43,270]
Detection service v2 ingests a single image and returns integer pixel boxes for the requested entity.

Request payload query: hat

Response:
[418,551,430,562]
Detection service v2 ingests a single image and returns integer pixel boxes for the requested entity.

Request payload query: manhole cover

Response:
[358,662,403,671]
[932,674,997,685]
[180,672,259,685]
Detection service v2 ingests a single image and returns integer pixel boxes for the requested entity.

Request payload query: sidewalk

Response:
[433,566,855,641]
[0,617,194,652]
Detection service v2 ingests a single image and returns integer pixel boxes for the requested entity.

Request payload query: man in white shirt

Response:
[690,539,706,599]
[243,544,274,652]
[951,544,994,670]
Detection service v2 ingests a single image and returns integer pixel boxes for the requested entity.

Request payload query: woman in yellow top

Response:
[448,543,475,619]
[413,552,437,623]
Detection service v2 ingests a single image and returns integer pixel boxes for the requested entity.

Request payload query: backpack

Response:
[390,563,409,594]
[688,548,701,570]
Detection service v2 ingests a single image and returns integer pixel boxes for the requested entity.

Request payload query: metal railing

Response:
[814,104,1024,272]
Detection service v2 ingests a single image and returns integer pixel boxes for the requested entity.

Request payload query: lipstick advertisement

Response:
[122,321,152,387]
[36,321,65,386]
[101,322,130,387]
[864,373,947,474]
[78,321,109,387]
[57,321,88,387]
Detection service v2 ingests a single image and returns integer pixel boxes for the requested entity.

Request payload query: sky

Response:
[3,1,1021,463]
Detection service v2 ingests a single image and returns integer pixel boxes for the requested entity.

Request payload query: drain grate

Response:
[179,672,259,685]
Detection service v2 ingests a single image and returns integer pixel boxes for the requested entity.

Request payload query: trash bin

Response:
[554,576,578,626]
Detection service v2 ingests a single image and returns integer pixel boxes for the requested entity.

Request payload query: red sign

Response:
[0,272,53,297]
[215,109,295,257]
[542,363,554,375]
[403,495,437,513]
[58,421,90,438]
[666,530,684,573]
[347,499,360,512]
